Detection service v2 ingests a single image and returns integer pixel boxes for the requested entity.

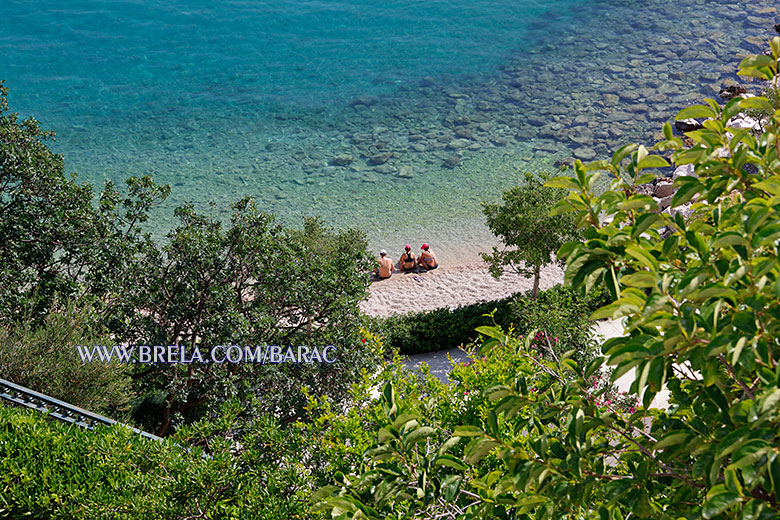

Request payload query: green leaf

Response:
[464,438,500,464]
[739,97,775,112]
[437,436,462,458]
[753,179,780,196]
[310,485,339,503]
[442,475,462,502]
[475,326,505,341]
[636,155,670,171]
[544,176,582,190]
[625,245,659,272]
[655,431,690,449]
[611,143,639,168]
[702,489,741,518]
[584,357,605,379]
[712,232,749,249]
[739,54,776,69]
[452,426,484,437]
[676,105,716,121]
[671,179,703,207]
[434,454,467,471]
[621,272,657,288]
[631,213,660,239]
[403,426,434,447]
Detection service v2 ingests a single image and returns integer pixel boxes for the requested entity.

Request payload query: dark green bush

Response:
[0,300,132,416]
[371,284,609,356]
[370,296,516,355]
[510,283,609,365]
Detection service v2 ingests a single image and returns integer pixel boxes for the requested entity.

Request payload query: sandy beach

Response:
[360,262,565,318]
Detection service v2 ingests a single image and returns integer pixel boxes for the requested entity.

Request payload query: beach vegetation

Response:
[372,284,607,358]
[0,299,132,415]
[0,401,312,519]
[481,170,580,298]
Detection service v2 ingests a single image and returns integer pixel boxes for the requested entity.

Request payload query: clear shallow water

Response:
[1,0,777,262]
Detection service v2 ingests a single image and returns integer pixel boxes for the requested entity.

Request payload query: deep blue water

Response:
[2,0,574,113]
[1,0,774,260]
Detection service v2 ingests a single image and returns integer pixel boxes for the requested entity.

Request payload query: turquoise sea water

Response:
[1,0,777,261]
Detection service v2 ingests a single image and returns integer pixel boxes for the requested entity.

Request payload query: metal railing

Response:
[0,377,161,442]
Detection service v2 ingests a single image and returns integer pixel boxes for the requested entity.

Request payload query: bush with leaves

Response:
[0,299,132,416]
[510,283,607,365]
[314,39,780,520]
[0,400,313,519]
[370,296,516,355]
[481,170,580,299]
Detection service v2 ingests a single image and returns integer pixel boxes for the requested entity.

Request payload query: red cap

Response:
[405,244,411,250]
[421,243,428,249]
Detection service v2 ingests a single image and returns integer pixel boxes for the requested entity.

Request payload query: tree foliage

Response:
[482,171,579,298]
[119,201,376,435]
[0,401,313,519]
[315,38,780,519]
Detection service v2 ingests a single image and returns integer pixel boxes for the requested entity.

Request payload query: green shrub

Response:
[371,284,608,356]
[0,300,132,416]
[369,296,516,355]
[510,283,609,365]
[0,401,312,519]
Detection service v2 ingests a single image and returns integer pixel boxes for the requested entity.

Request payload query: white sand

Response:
[360,262,565,318]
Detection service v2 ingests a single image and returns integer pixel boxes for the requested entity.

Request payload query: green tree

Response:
[481,171,579,298]
[113,199,376,435]
[0,80,169,324]
[316,38,780,520]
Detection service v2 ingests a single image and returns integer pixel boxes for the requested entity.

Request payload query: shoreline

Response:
[360,261,565,318]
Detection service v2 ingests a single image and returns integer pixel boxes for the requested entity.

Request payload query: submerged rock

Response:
[369,153,392,165]
[719,84,747,100]
[374,164,396,174]
[349,96,379,107]
[419,76,436,87]
[447,139,471,150]
[675,119,703,133]
[331,154,354,166]
[574,147,597,160]
[454,127,473,139]
[443,155,461,168]
[397,166,414,178]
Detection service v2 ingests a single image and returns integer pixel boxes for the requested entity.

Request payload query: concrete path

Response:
[402,348,469,384]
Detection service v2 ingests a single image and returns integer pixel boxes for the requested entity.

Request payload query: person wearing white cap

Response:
[375,249,394,279]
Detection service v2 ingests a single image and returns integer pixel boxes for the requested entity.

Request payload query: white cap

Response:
[380,249,387,255]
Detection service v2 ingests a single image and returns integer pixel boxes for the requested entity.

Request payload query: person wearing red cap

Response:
[399,244,416,273]
[417,243,438,270]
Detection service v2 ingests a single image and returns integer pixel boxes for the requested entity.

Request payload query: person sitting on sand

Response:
[399,244,416,272]
[375,250,394,279]
[417,243,438,271]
